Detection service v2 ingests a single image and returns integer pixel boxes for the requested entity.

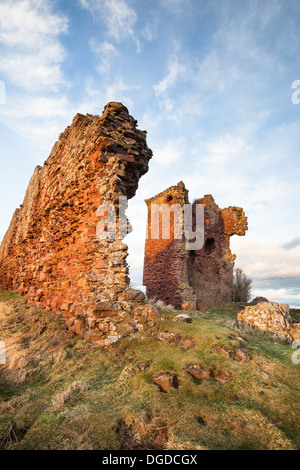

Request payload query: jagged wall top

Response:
[0,102,153,345]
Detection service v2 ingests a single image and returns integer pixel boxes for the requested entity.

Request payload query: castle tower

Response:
[143,183,248,309]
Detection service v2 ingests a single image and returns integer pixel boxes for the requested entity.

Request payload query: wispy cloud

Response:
[282,238,300,251]
[153,137,185,167]
[0,0,68,91]
[251,287,300,306]
[82,76,140,114]
[0,0,68,48]
[202,134,252,165]
[232,240,300,280]
[154,56,186,96]
[80,0,139,49]
[141,22,156,42]
[160,0,191,14]
[0,1,72,153]
[90,39,119,75]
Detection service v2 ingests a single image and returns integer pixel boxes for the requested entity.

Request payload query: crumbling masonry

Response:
[143,182,248,309]
[0,102,248,345]
[0,102,159,346]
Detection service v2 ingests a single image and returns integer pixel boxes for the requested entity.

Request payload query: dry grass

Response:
[0,292,299,450]
[147,298,177,312]
[51,381,88,412]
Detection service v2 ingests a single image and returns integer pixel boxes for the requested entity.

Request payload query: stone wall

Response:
[0,102,154,345]
[143,182,248,309]
[143,182,197,310]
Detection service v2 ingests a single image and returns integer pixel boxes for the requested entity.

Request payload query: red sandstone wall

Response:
[0,102,153,345]
[143,184,248,309]
[143,182,197,309]
[187,196,248,308]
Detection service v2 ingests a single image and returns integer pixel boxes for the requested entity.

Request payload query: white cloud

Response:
[80,0,139,48]
[196,51,242,94]
[0,1,73,149]
[231,240,300,280]
[81,76,140,114]
[141,23,156,42]
[0,48,66,91]
[0,0,68,48]
[105,77,139,107]
[90,39,119,75]
[153,137,185,167]
[0,96,72,149]
[0,0,68,92]
[160,0,191,14]
[252,288,300,306]
[202,134,252,165]
[154,56,186,96]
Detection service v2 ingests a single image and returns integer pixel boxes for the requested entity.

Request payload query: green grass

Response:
[0,291,19,302]
[0,292,299,450]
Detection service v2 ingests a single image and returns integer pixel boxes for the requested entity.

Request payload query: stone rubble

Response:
[235,301,300,343]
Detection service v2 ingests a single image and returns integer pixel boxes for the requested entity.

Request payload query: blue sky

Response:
[0,0,300,305]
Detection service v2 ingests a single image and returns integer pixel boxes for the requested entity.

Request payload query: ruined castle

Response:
[143,182,248,309]
[0,102,247,343]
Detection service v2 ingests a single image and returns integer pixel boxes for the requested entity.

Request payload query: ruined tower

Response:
[143,182,248,309]
[143,182,198,310]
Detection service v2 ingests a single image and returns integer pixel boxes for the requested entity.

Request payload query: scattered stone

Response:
[213,370,233,385]
[186,364,233,386]
[104,334,123,346]
[186,365,211,381]
[236,335,248,344]
[156,330,195,349]
[154,373,179,393]
[156,331,181,343]
[175,314,192,323]
[215,342,251,362]
[136,362,151,371]
[233,347,252,362]
[82,329,105,345]
[178,336,196,350]
[152,428,168,449]
[215,345,233,359]
[133,305,160,326]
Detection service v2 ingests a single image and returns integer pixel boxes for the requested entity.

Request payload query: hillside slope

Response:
[0,291,299,450]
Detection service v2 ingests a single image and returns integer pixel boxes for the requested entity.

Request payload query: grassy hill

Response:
[0,291,299,450]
